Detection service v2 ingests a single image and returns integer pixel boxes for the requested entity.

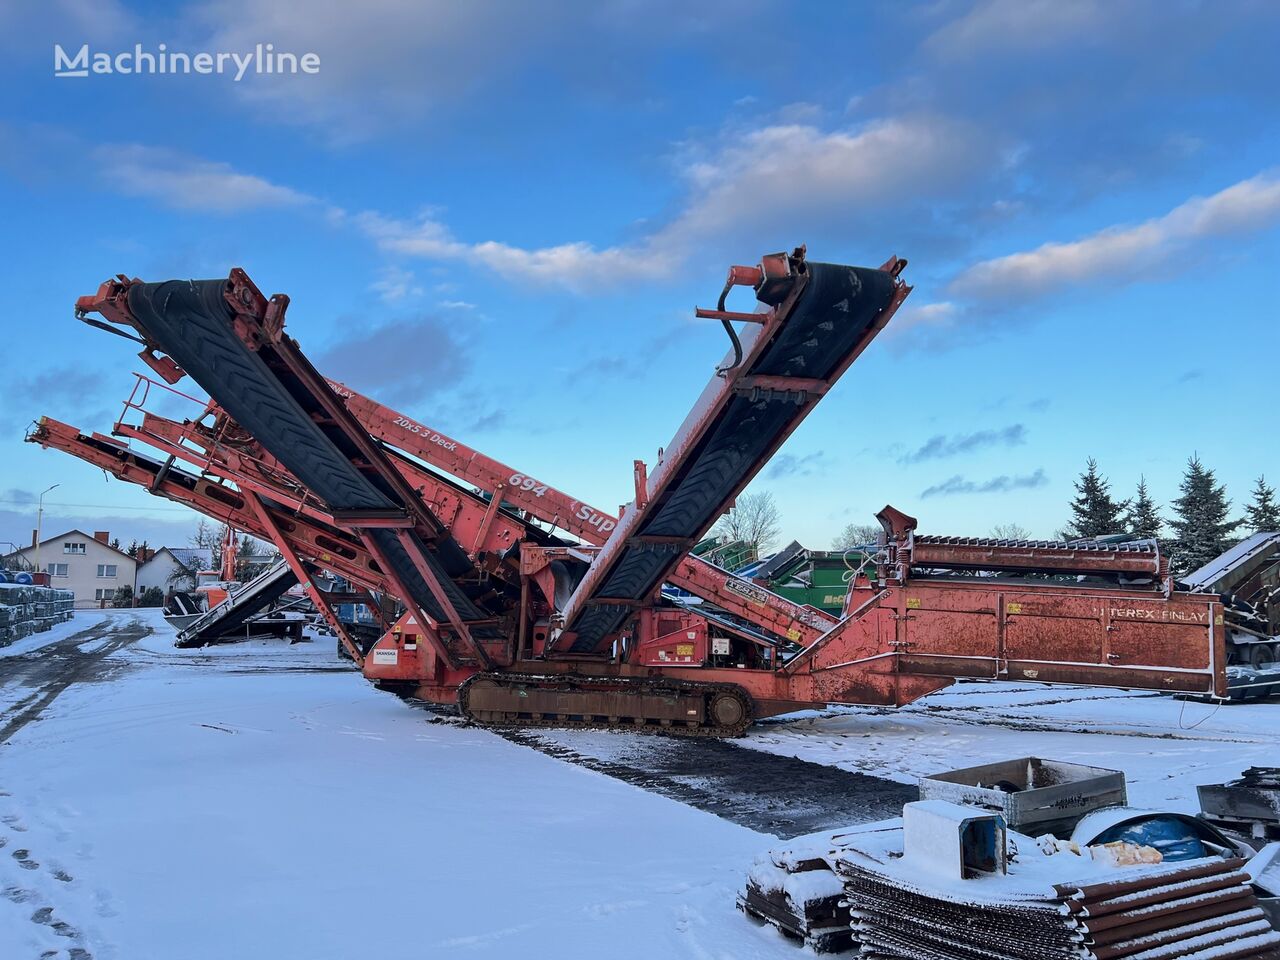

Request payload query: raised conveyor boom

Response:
[553,253,908,654]
[77,271,502,661]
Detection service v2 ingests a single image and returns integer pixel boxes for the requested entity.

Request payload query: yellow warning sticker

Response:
[1007,602,1023,614]
[905,597,922,609]
[676,643,695,657]
[786,628,801,641]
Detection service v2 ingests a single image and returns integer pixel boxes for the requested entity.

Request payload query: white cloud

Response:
[369,266,424,304]
[354,211,667,290]
[189,0,535,134]
[95,144,313,213]
[925,0,1110,60]
[883,300,958,338]
[951,171,1280,300]
[662,116,987,244]
[355,114,990,289]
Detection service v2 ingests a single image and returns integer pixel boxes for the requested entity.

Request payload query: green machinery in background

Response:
[745,540,875,613]
[689,536,760,575]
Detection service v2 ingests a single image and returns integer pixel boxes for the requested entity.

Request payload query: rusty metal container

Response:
[919,757,1127,838]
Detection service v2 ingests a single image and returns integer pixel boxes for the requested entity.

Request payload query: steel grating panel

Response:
[123,280,491,630]
[836,852,1280,960]
[565,262,895,652]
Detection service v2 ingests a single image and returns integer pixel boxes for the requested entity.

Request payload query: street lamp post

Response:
[34,484,59,576]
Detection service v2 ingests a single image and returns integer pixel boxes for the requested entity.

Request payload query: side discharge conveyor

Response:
[41,247,1230,736]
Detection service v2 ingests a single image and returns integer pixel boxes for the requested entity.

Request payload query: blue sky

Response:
[1,0,1277,554]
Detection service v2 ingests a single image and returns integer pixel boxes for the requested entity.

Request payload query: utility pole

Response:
[34,483,59,576]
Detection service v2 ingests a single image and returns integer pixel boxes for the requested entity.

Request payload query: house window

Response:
[64,541,86,555]
[96,564,118,578]
[45,563,69,577]
[95,588,112,601]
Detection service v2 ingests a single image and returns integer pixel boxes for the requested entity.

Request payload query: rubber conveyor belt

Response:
[562,261,897,653]
[176,559,298,645]
[122,280,495,633]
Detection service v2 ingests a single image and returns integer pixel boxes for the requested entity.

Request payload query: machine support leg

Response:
[243,491,366,666]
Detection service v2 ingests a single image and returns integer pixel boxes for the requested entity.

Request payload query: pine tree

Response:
[1064,458,1128,539]
[1243,475,1280,534]
[1168,455,1239,575]
[1124,477,1162,540]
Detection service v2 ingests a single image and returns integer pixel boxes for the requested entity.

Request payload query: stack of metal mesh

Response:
[836,853,1280,960]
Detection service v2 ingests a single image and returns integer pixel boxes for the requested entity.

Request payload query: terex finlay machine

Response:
[31,249,1229,734]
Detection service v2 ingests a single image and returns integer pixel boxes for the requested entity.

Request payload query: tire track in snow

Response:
[0,618,150,745]
[413,709,917,839]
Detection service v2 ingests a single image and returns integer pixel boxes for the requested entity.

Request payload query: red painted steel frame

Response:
[109,411,515,673]
[44,252,1230,723]
[114,410,528,577]
[327,379,836,646]
[106,405,806,683]
[26,418,373,662]
[651,577,1229,714]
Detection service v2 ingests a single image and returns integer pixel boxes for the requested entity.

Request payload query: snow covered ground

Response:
[2,610,1275,959]
[741,682,1278,811]
[0,610,791,960]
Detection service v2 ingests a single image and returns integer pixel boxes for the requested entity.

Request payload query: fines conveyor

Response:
[553,253,907,655]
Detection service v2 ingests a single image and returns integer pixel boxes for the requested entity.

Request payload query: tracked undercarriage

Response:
[458,674,754,737]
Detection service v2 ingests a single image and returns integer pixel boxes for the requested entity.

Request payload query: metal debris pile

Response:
[741,759,1280,957]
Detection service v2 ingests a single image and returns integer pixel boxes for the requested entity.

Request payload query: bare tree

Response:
[990,522,1031,541]
[190,518,221,552]
[714,491,782,553]
[832,522,881,550]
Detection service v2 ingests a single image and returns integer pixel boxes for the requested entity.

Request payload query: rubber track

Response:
[566,263,895,652]
[456,673,755,738]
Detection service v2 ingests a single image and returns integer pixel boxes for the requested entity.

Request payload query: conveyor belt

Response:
[1183,532,1280,593]
[120,279,493,633]
[176,559,298,645]
[560,260,899,653]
